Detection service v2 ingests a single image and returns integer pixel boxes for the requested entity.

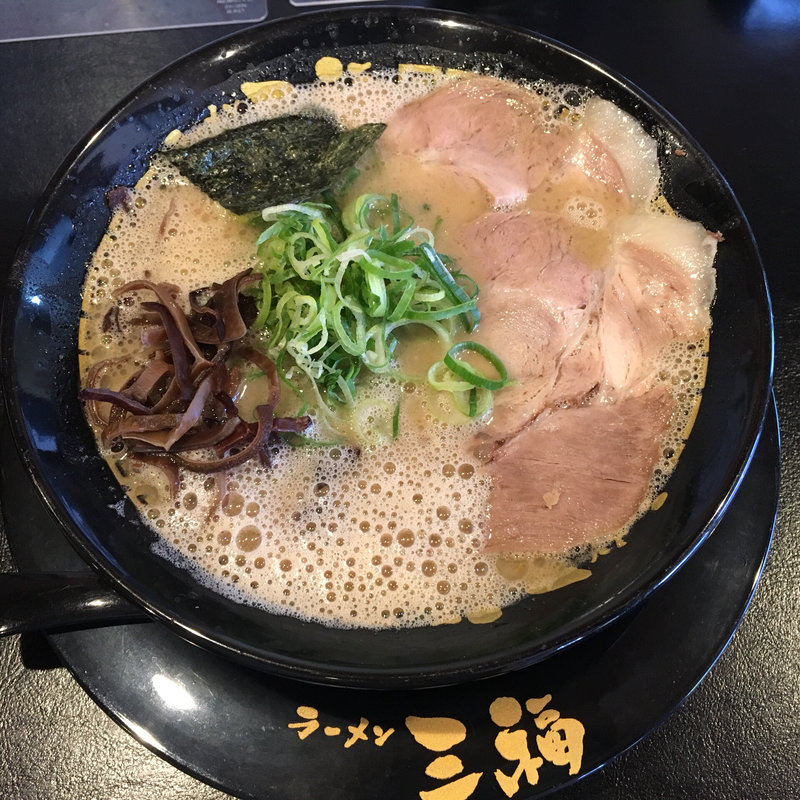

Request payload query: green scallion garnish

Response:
[250,193,509,424]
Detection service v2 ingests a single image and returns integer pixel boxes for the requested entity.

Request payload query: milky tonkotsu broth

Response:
[78,66,708,629]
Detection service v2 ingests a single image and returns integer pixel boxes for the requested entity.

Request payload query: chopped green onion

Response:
[418,243,480,332]
[250,194,484,410]
[262,203,326,222]
[390,193,401,234]
[452,386,493,418]
[428,345,506,420]
[248,192,511,433]
[443,341,510,391]
[427,361,474,393]
[392,401,401,439]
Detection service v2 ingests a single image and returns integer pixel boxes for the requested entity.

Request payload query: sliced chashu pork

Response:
[599,213,718,396]
[462,209,716,447]
[558,97,661,205]
[480,213,716,555]
[380,77,659,215]
[379,76,572,207]
[528,95,661,237]
[485,385,675,555]
[458,210,602,441]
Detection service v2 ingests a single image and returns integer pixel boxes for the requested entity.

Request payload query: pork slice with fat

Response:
[379,76,572,207]
[599,213,717,396]
[485,385,675,555]
[565,97,661,205]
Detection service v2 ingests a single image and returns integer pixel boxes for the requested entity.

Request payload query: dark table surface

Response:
[1,1,798,798]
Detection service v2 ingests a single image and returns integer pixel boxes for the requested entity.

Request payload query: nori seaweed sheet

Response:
[164,115,386,215]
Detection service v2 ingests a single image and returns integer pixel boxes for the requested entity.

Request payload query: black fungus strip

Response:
[83,274,310,474]
[170,405,275,474]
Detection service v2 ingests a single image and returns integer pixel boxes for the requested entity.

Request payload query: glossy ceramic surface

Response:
[0,7,774,687]
[0,404,779,798]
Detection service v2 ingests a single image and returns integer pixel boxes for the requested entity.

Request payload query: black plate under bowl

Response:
[0,7,773,688]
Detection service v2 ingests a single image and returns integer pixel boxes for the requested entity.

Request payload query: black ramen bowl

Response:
[0,7,773,688]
